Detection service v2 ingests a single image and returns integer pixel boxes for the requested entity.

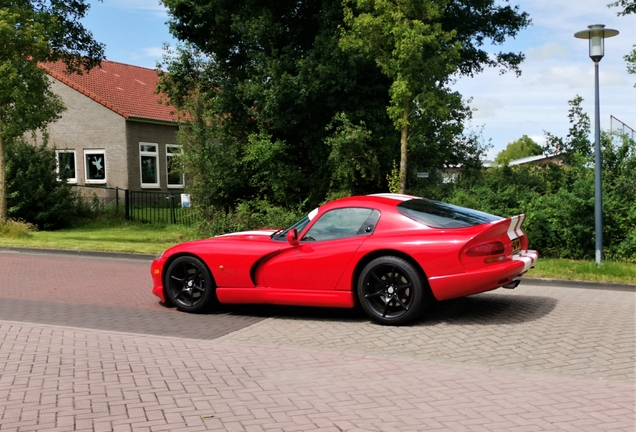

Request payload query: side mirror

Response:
[286,228,299,246]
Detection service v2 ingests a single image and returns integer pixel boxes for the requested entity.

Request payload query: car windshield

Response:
[397,199,502,228]
[271,208,318,240]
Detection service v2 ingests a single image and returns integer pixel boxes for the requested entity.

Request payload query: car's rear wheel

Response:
[164,256,215,313]
[357,256,424,325]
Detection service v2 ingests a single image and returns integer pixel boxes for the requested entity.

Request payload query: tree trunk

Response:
[0,133,6,224]
[399,102,409,194]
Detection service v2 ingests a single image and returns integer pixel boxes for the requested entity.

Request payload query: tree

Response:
[543,95,592,163]
[159,1,400,208]
[160,0,528,206]
[495,135,542,165]
[609,0,635,85]
[340,0,530,192]
[0,0,104,223]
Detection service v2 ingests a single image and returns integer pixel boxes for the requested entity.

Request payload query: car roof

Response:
[320,193,420,212]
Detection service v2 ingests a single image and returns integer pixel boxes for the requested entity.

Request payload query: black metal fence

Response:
[71,185,195,226]
[71,185,125,214]
[127,190,195,226]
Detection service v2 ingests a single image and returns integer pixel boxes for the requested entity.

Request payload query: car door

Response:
[260,208,380,290]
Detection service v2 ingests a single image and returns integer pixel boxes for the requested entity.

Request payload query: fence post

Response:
[169,194,176,224]
[115,187,119,214]
[125,189,130,221]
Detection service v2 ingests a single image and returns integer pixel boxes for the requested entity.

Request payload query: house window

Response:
[84,150,106,183]
[56,150,77,183]
[166,144,184,188]
[140,143,160,188]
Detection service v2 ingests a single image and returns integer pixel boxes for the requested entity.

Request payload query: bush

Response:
[437,132,636,262]
[197,199,305,237]
[0,219,37,238]
[5,137,83,229]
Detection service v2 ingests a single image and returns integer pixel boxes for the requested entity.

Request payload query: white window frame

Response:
[84,149,107,184]
[139,142,160,188]
[166,144,184,188]
[55,150,77,183]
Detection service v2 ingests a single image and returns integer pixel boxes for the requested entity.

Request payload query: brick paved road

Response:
[0,250,634,431]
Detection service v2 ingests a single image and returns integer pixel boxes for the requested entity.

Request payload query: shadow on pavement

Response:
[177,290,557,327]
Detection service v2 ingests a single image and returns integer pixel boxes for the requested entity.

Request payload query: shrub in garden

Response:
[197,199,305,238]
[5,137,82,229]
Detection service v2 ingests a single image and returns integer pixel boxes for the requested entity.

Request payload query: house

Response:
[439,153,565,183]
[38,59,183,193]
[507,153,564,167]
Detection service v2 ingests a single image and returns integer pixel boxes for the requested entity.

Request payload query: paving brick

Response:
[0,251,634,431]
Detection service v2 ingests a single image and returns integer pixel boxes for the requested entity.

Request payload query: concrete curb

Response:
[1,246,634,292]
[522,277,635,292]
[0,246,156,262]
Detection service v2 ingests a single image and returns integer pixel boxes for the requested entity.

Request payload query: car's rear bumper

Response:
[428,250,539,300]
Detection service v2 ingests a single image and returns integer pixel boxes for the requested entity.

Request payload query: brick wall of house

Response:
[46,78,129,189]
[126,121,180,191]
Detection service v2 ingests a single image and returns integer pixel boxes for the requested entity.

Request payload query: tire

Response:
[164,256,216,313]
[357,256,424,325]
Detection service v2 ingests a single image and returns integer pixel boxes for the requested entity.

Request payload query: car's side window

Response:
[302,208,379,241]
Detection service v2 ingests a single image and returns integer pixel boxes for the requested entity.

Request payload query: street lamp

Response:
[574,24,619,266]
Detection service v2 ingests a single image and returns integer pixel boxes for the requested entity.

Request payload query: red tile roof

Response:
[40,59,178,123]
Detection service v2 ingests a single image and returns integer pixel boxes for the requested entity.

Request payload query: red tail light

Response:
[466,241,505,257]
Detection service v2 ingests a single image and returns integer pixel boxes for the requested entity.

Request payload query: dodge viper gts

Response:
[151,193,538,325]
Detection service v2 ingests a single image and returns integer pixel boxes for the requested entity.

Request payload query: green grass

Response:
[526,258,635,285]
[0,219,197,255]
[1,219,634,285]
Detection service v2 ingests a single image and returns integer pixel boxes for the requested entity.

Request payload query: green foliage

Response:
[602,132,636,262]
[339,0,530,191]
[543,95,592,164]
[0,218,37,238]
[608,0,635,85]
[159,0,529,206]
[159,3,395,209]
[0,0,104,222]
[386,161,401,194]
[5,137,83,229]
[242,132,304,206]
[325,113,380,198]
[197,199,305,238]
[442,130,636,262]
[608,0,636,15]
[495,135,542,165]
[439,96,635,262]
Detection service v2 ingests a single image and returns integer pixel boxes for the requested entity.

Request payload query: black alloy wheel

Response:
[164,256,215,313]
[357,256,424,325]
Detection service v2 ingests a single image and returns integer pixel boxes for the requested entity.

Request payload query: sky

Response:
[81,0,635,159]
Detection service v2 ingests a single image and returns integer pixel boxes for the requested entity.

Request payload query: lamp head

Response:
[574,24,619,63]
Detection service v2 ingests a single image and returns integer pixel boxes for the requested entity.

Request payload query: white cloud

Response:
[543,65,592,89]
[142,47,167,58]
[469,97,505,120]
[526,43,569,61]
[529,135,547,147]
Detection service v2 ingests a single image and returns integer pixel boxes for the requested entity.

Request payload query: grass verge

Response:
[1,219,634,285]
[526,258,635,285]
[0,219,197,255]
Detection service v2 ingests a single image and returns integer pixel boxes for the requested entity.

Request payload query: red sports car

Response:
[151,194,538,325]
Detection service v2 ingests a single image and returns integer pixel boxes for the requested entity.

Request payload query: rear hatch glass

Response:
[397,199,502,228]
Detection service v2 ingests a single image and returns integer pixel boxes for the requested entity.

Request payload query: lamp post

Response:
[574,24,619,266]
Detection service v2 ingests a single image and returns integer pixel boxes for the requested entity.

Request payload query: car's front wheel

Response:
[357,256,424,325]
[164,256,216,313]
